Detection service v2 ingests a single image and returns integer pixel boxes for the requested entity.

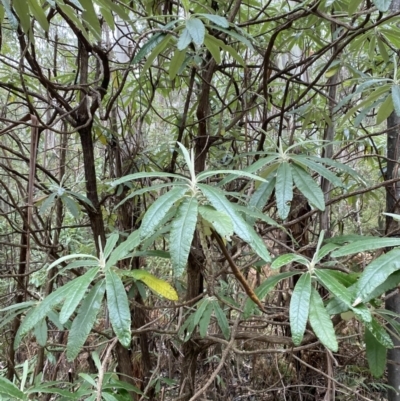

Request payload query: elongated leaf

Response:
[142,34,173,74]
[363,270,400,302]
[177,28,192,50]
[80,0,101,40]
[170,196,198,276]
[28,0,49,31]
[275,162,293,219]
[332,237,400,257]
[199,302,214,338]
[59,267,99,324]
[212,300,230,339]
[271,253,309,270]
[177,142,195,183]
[244,271,300,317]
[106,230,140,269]
[133,33,166,63]
[204,35,221,64]
[291,164,324,211]
[169,48,187,80]
[199,205,233,240]
[365,327,387,378]
[62,196,80,218]
[140,186,188,240]
[47,253,98,270]
[234,204,279,227]
[199,13,229,28]
[198,184,270,262]
[0,377,27,400]
[309,288,338,352]
[106,270,131,347]
[66,280,105,361]
[96,0,130,21]
[17,273,94,340]
[123,269,178,301]
[214,27,254,49]
[354,249,400,305]
[366,317,393,348]
[314,269,352,306]
[291,155,344,189]
[104,233,119,259]
[186,18,205,46]
[248,177,276,212]
[392,84,400,117]
[290,273,311,345]
[34,318,48,347]
[13,0,31,34]
[376,94,393,124]
[193,298,210,328]
[197,169,266,182]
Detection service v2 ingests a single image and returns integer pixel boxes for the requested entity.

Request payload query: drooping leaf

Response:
[331,237,400,257]
[243,271,300,317]
[170,196,198,276]
[169,48,187,80]
[365,327,387,378]
[61,196,80,219]
[186,18,205,46]
[199,301,214,338]
[103,232,120,259]
[363,270,400,302]
[291,164,325,211]
[13,0,31,34]
[353,249,400,305]
[275,162,293,219]
[366,317,393,348]
[142,34,173,75]
[290,273,311,346]
[123,270,178,301]
[376,94,394,124]
[309,288,338,352]
[106,270,131,347]
[34,318,48,347]
[132,33,166,64]
[27,0,49,31]
[193,298,211,328]
[248,177,276,212]
[140,186,188,240]
[59,267,99,324]
[314,269,352,306]
[198,184,270,262]
[79,0,102,40]
[204,35,221,64]
[0,377,27,400]
[212,300,230,340]
[66,280,105,361]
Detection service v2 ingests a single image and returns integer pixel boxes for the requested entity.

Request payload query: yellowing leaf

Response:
[124,270,178,301]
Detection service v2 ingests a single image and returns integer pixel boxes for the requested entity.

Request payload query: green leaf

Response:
[243,271,300,317]
[186,18,205,46]
[169,48,187,80]
[27,0,49,31]
[348,0,363,15]
[133,33,166,64]
[104,232,119,259]
[79,0,102,40]
[314,269,352,306]
[96,0,130,21]
[366,317,393,348]
[199,301,214,338]
[376,94,394,125]
[214,27,254,50]
[199,14,229,28]
[0,0,18,29]
[291,164,324,211]
[290,273,311,346]
[140,186,188,240]
[170,197,198,276]
[271,253,309,270]
[59,267,99,324]
[123,269,178,301]
[193,298,210,328]
[61,196,80,219]
[0,377,27,400]
[363,270,400,302]
[354,249,400,305]
[365,327,387,378]
[309,288,338,352]
[212,300,230,340]
[275,162,293,219]
[34,318,48,347]
[197,169,266,182]
[106,230,140,269]
[177,28,192,50]
[291,156,344,189]
[142,34,173,75]
[331,237,400,257]
[106,270,131,347]
[198,184,270,262]
[248,177,276,212]
[204,35,221,64]
[17,273,95,340]
[39,192,57,215]
[66,280,105,361]
[13,0,31,34]
[199,205,234,240]
[373,0,391,12]
[392,84,400,117]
